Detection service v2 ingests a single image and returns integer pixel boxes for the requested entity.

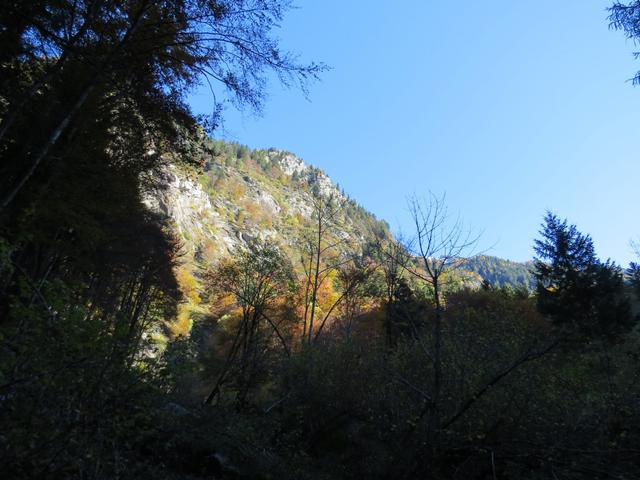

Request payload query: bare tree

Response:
[402,192,480,441]
[405,193,480,310]
[385,195,566,476]
[299,193,354,346]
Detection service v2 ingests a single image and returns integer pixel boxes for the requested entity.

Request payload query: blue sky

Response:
[189,0,640,264]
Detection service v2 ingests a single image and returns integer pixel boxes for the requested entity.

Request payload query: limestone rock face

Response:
[277,152,307,176]
[144,166,240,257]
[144,145,391,267]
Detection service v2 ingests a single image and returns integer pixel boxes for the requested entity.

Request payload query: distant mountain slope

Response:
[144,139,535,339]
[146,139,392,267]
[460,255,535,290]
[146,142,537,283]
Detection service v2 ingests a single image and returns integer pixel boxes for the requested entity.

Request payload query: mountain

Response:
[144,139,537,287]
[144,139,393,336]
[144,140,537,336]
[145,140,391,264]
[460,255,536,290]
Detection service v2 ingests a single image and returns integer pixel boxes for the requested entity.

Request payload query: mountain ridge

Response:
[145,141,392,263]
[145,139,535,314]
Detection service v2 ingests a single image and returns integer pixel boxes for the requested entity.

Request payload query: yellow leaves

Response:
[241,199,260,218]
[278,174,290,185]
[316,273,340,312]
[209,292,238,318]
[283,214,299,229]
[166,303,192,338]
[176,266,201,306]
[222,178,246,201]
[167,265,205,338]
[203,239,220,263]
[239,198,273,229]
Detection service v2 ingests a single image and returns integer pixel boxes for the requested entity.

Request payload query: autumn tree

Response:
[0,2,324,473]
[204,241,294,407]
[332,256,377,340]
[298,193,355,345]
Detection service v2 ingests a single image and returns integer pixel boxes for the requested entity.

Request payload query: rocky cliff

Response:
[145,142,391,266]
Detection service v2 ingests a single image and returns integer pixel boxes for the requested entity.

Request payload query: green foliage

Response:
[460,254,535,289]
[628,261,640,298]
[533,211,635,341]
[186,139,394,276]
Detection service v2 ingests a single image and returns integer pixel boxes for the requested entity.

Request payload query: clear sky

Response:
[188,0,640,265]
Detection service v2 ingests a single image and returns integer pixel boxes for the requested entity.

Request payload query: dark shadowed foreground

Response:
[1,1,640,479]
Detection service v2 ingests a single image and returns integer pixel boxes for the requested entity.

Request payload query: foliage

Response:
[460,254,536,289]
[533,211,635,341]
[0,1,323,477]
[609,1,640,84]
[2,2,640,478]
[203,241,296,406]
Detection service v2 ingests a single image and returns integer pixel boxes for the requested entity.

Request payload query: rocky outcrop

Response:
[144,146,390,267]
[144,166,241,256]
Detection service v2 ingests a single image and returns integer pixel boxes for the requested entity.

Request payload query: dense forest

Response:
[459,256,536,291]
[1,1,640,479]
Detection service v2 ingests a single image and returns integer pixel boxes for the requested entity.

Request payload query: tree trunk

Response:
[308,214,323,345]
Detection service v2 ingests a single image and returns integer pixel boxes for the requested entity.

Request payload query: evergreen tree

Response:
[533,211,635,341]
[628,262,640,297]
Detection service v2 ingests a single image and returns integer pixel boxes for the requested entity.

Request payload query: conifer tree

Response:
[533,211,635,341]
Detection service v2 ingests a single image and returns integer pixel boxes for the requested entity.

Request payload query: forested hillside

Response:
[144,138,393,338]
[460,255,536,290]
[147,140,535,340]
[149,140,391,260]
[2,2,640,480]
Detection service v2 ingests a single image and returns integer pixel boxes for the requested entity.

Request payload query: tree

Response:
[374,236,412,346]
[334,256,377,340]
[204,241,294,407]
[533,211,635,341]
[609,1,640,84]
[298,193,354,345]
[627,239,640,298]
[0,0,325,430]
[401,193,479,442]
[0,0,325,212]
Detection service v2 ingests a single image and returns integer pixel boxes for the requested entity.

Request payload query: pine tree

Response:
[533,211,635,342]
